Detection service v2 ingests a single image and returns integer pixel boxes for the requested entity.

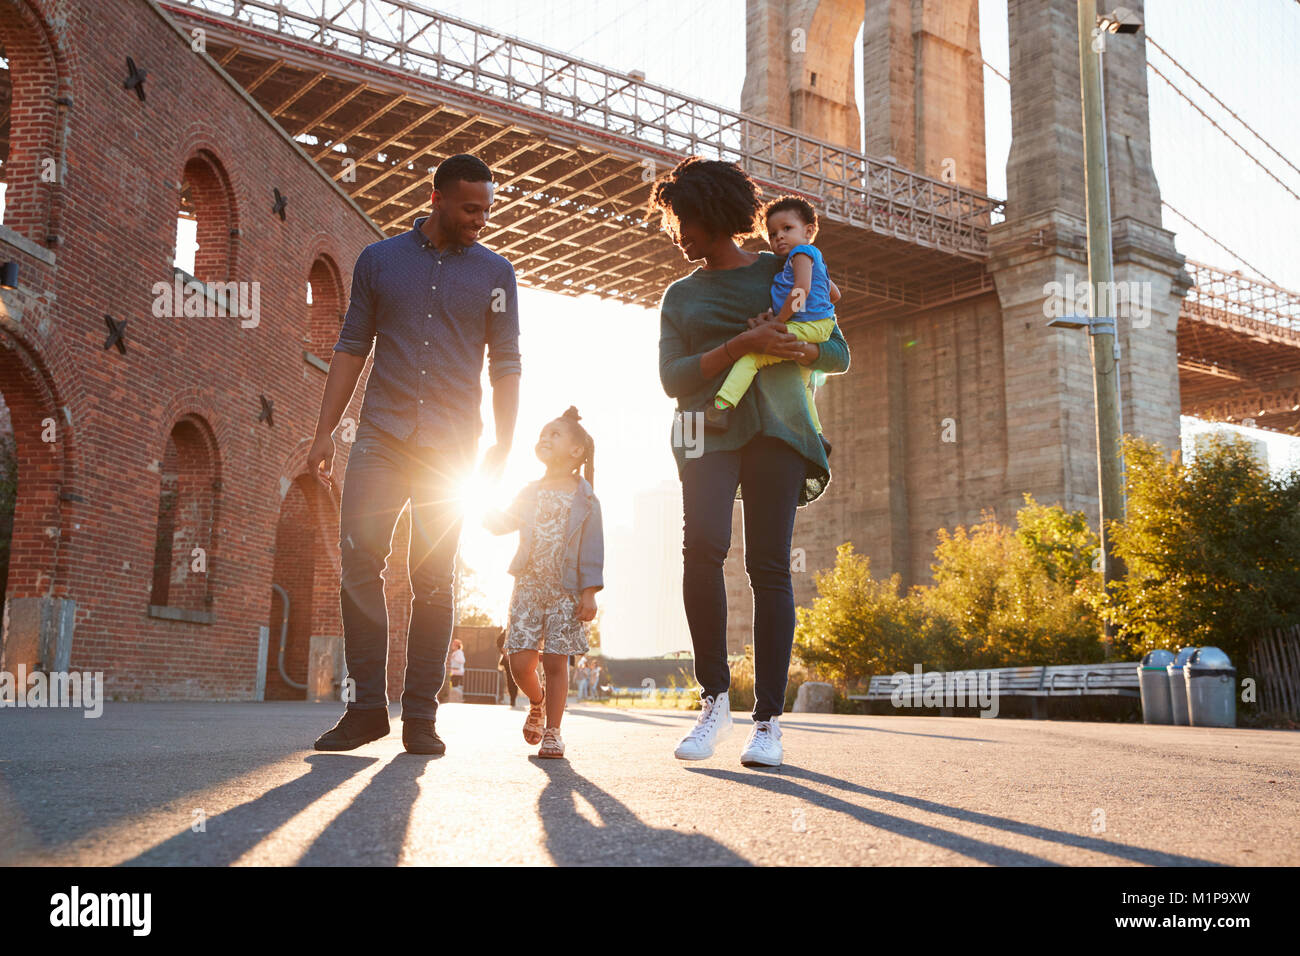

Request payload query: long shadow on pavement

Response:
[775,764,1222,866]
[122,754,378,866]
[296,752,438,866]
[688,767,1058,865]
[565,708,684,727]
[533,758,751,866]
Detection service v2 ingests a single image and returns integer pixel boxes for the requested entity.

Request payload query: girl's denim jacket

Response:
[484,477,604,593]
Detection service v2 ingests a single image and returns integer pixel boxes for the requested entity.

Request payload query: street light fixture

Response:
[1098,6,1143,34]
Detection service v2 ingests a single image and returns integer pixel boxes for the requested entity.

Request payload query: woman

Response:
[652,157,850,768]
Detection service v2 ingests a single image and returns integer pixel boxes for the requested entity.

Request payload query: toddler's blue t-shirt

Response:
[770,243,834,320]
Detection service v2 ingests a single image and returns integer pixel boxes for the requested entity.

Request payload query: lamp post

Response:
[1070,2,1142,652]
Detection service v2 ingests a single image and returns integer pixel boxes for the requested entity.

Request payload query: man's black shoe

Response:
[314,708,390,751]
[402,718,446,755]
[820,433,833,458]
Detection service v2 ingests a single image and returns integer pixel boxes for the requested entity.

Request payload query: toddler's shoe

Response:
[538,727,565,759]
[701,404,731,432]
[819,433,833,458]
[523,694,546,744]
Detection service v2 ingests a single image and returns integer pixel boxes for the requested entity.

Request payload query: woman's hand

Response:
[793,343,820,367]
[742,322,805,360]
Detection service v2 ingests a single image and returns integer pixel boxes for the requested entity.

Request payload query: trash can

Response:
[1138,649,1176,724]
[1166,647,1197,725]
[1185,646,1236,728]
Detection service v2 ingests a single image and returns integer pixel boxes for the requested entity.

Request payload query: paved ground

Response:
[1,700,1296,866]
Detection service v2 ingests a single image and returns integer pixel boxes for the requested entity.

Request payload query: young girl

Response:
[483,407,604,758]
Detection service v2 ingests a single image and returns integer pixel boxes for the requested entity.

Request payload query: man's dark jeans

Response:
[680,435,806,722]
[339,420,470,721]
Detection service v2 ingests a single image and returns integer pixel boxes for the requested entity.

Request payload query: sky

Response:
[34,0,1297,656]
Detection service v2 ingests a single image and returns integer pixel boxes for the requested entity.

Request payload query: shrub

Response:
[1101,435,1300,664]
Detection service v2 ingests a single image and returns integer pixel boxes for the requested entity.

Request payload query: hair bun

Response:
[562,406,581,422]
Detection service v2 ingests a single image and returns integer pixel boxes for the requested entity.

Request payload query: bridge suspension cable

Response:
[1145,59,1299,204]
[1161,200,1278,286]
[1146,36,1300,181]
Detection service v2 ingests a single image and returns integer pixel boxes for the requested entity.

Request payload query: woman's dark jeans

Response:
[338,421,470,721]
[681,435,806,722]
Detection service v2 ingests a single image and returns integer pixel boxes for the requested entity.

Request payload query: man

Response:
[309,153,521,755]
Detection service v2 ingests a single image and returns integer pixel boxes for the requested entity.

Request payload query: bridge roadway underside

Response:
[191,23,994,323]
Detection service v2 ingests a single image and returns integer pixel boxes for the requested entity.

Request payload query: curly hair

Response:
[646,156,763,242]
[764,195,819,240]
[559,406,595,489]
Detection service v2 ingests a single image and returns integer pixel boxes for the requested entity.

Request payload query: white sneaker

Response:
[673,691,733,760]
[740,717,783,767]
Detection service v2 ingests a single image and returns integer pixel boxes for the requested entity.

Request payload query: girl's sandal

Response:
[538,727,565,759]
[523,694,545,745]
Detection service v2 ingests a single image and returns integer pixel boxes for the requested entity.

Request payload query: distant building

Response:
[1193,429,1268,472]
[601,481,693,658]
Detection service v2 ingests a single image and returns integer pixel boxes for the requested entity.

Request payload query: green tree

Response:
[922,498,1105,667]
[1101,435,1300,664]
[454,562,498,627]
[794,543,962,685]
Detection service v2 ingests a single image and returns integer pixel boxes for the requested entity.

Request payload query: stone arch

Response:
[306,252,344,359]
[266,452,342,700]
[149,412,222,616]
[176,148,240,282]
[0,0,70,245]
[741,0,863,150]
[0,322,73,675]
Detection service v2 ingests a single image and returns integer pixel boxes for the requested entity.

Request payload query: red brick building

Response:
[0,0,427,700]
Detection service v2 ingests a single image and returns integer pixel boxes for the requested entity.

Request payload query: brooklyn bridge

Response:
[0,0,1295,688]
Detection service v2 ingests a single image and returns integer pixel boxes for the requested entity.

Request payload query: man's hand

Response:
[747,309,779,329]
[479,443,510,483]
[576,588,598,622]
[308,434,336,491]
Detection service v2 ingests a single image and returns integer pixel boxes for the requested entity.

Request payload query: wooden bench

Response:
[851,661,1139,718]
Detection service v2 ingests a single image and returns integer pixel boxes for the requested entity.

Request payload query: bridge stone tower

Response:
[729,0,1187,651]
[986,0,1187,517]
[741,0,986,191]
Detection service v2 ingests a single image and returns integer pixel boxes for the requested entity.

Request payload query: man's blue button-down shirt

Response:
[334,216,522,448]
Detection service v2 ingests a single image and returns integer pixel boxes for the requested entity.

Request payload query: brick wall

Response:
[0,0,401,700]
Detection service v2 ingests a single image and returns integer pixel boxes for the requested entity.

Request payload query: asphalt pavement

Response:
[1,700,1296,866]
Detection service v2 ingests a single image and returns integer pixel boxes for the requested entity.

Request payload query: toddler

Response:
[706,196,840,454]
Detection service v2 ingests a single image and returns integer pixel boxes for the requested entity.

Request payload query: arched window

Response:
[0,3,62,243]
[174,151,237,282]
[306,254,343,359]
[149,416,219,622]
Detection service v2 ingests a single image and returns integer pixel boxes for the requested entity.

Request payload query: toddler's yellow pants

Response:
[716,316,835,433]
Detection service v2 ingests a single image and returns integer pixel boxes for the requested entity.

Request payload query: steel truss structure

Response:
[161,0,1002,317]
[155,0,1300,432]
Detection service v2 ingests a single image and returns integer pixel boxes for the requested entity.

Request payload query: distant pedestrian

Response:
[576,660,590,701]
[484,407,604,759]
[448,638,466,693]
[588,659,603,699]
